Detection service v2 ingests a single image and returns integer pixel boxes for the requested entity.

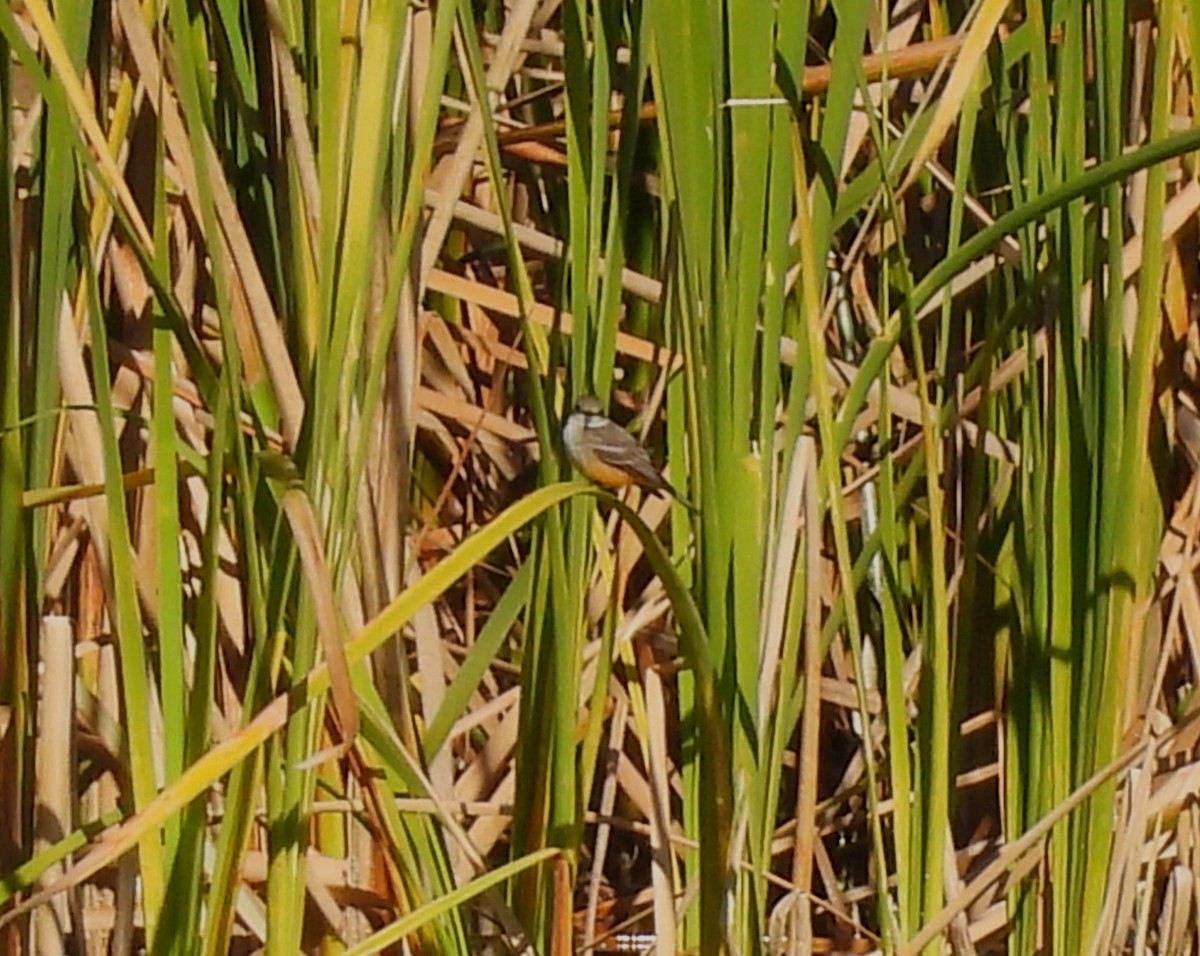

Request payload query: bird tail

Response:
[661,480,699,513]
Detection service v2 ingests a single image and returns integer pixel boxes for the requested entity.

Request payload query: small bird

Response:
[562,395,696,510]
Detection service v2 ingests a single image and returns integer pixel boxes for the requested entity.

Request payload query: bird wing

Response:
[588,423,667,490]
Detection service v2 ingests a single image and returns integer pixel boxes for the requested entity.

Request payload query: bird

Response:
[562,395,696,510]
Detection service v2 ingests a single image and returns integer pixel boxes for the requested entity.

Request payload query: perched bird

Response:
[562,395,696,510]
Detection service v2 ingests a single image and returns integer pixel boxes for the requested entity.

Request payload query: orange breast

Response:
[578,452,637,489]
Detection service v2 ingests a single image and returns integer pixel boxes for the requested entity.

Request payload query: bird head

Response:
[574,395,605,417]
